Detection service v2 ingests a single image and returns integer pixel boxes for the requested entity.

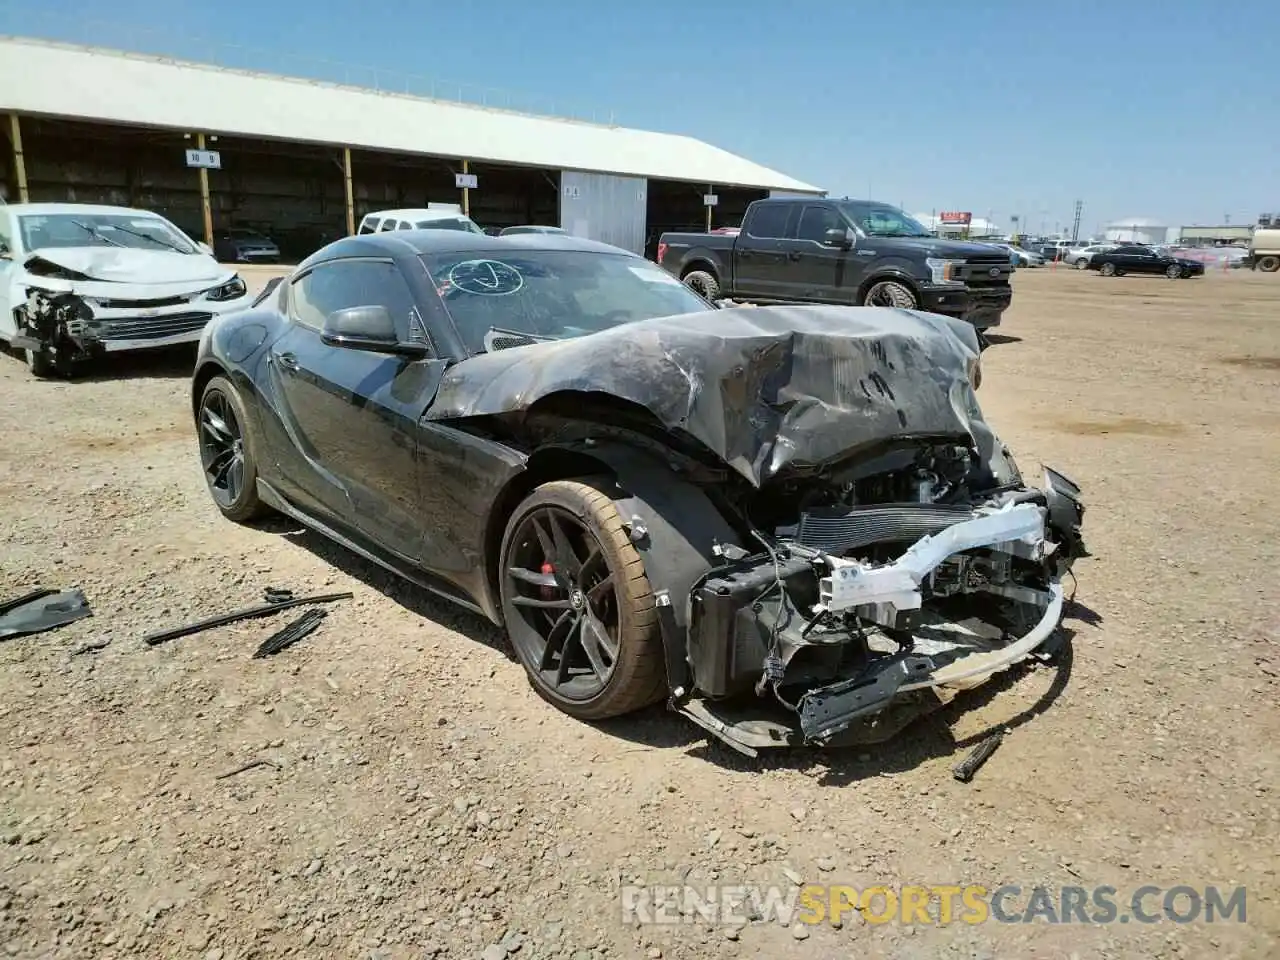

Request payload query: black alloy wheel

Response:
[198,376,267,522]
[506,504,621,698]
[499,479,664,719]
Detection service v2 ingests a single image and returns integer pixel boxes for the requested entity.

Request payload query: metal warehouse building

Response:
[0,37,822,260]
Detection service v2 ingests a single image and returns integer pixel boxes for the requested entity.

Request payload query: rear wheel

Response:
[1256,255,1280,273]
[1100,262,1118,277]
[682,269,721,300]
[1074,258,1089,270]
[197,375,269,523]
[862,279,919,309]
[499,478,664,720]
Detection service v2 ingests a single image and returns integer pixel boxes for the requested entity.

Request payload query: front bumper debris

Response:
[675,470,1085,754]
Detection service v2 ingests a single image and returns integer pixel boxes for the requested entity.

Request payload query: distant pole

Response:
[706,184,713,232]
[343,147,355,235]
[461,159,471,217]
[1071,200,1083,242]
[7,113,29,202]
[196,133,213,247]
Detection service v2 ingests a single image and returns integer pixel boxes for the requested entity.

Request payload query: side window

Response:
[378,219,399,232]
[795,206,844,244]
[0,215,12,255]
[290,259,425,346]
[357,218,379,235]
[397,221,413,230]
[745,204,791,240]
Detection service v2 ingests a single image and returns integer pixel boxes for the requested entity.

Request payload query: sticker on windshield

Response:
[628,265,683,285]
[446,259,524,296]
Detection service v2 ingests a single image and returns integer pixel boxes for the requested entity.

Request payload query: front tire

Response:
[1165,264,1182,279]
[197,375,268,523]
[1100,262,1118,277]
[24,347,57,379]
[1256,255,1280,273]
[862,279,919,309]
[1074,258,1089,270]
[682,269,721,301]
[499,478,664,720]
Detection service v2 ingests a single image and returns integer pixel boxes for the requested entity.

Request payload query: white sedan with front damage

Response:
[0,203,251,377]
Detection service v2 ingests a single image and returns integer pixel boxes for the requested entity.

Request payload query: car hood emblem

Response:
[989,267,1000,277]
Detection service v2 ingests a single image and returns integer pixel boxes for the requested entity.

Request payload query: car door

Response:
[782,203,860,303]
[732,203,795,300]
[267,257,449,562]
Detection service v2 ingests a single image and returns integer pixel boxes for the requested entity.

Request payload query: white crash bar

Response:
[818,502,1045,613]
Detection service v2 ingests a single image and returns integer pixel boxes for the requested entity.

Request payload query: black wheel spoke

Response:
[508,567,558,589]
[547,513,582,579]
[555,618,582,686]
[511,595,572,610]
[538,610,576,671]
[587,573,614,602]
[579,606,616,678]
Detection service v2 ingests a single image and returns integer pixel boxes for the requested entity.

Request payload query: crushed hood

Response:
[429,304,1006,487]
[23,247,229,286]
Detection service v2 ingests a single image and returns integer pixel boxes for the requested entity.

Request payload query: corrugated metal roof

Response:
[0,37,823,194]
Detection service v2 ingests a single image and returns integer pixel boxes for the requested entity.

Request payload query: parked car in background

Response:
[213,227,281,264]
[1064,243,1117,268]
[499,225,567,237]
[1086,245,1205,279]
[994,243,1044,268]
[357,208,484,236]
[0,203,252,377]
[657,198,1014,330]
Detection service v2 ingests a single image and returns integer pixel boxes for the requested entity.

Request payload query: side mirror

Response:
[823,227,854,250]
[321,305,429,357]
[196,241,214,256]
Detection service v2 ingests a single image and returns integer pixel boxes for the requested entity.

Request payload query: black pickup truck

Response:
[657,198,1013,329]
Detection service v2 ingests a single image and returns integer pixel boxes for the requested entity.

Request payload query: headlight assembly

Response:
[207,276,247,301]
[925,257,966,284]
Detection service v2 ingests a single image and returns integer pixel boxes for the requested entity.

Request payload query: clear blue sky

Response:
[5,0,1277,233]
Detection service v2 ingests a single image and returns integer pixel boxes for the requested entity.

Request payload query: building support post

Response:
[8,113,29,202]
[343,147,355,235]
[196,133,214,247]
[461,158,471,217]
[705,183,713,232]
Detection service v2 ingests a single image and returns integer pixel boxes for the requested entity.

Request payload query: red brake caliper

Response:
[540,562,556,602]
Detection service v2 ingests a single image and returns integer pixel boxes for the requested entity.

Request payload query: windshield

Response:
[835,202,932,238]
[422,250,714,354]
[415,217,485,235]
[19,213,198,254]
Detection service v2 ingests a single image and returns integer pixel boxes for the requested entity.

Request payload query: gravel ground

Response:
[1,266,1277,960]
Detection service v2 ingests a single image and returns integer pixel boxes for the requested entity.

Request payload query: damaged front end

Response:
[430,302,1088,752]
[12,256,244,372]
[674,460,1086,753]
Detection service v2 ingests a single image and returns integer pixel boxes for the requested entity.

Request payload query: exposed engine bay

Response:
[678,445,1086,752]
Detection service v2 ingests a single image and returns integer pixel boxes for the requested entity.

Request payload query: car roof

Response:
[298,231,641,271]
[4,202,167,218]
[364,208,469,222]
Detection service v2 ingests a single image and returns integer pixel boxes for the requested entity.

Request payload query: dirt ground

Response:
[1,266,1277,960]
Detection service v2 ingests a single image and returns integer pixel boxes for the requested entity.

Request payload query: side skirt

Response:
[256,479,488,619]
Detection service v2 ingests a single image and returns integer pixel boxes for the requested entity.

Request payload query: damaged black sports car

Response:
[191,232,1086,754]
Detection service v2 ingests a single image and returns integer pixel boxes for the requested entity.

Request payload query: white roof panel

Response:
[0,37,823,194]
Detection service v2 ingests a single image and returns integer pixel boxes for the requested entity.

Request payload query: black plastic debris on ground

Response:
[253,608,327,658]
[143,590,353,646]
[0,587,93,640]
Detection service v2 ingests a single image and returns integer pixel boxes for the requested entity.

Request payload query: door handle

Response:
[275,351,300,372]
[739,250,752,258]
[787,251,802,262]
